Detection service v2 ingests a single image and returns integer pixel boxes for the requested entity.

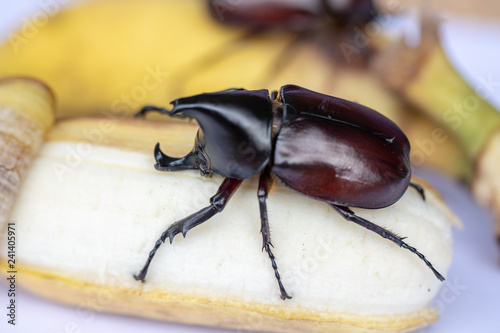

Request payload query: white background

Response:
[0,1,499,332]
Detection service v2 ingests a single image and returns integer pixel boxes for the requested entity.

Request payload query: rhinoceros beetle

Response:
[208,0,376,32]
[205,0,378,69]
[134,84,444,300]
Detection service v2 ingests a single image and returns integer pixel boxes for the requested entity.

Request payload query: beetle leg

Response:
[134,177,243,283]
[258,166,292,300]
[330,205,445,282]
[409,182,426,201]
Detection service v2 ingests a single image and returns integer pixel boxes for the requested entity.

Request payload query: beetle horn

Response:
[153,143,199,172]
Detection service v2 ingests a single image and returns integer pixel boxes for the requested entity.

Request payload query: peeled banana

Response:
[0,116,458,332]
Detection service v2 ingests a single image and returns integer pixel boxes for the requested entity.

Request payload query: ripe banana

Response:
[0,116,458,332]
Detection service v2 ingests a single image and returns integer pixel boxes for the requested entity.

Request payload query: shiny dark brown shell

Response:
[272,85,411,209]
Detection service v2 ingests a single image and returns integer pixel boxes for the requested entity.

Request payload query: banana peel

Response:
[0,76,55,226]
[0,116,459,332]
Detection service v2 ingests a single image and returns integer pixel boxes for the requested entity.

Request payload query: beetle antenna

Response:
[331,205,445,282]
[134,105,172,118]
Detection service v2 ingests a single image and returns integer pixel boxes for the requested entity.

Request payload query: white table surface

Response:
[0,1,499,332]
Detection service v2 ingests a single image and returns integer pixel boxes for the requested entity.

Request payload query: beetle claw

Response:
[280,292,293,300]
[133,273,146,283]
[409,182,426,201]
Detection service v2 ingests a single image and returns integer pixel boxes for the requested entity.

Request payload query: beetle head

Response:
[155,89,273,179]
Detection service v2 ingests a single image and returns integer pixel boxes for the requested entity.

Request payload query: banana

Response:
[374,17,500,237]
[0,76,55,226]
[0,116,458,332]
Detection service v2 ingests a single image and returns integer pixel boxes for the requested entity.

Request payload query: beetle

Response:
[206,0,378,67]
[134,84,444,300]
[208,0,376,32]
[169,0,378,91]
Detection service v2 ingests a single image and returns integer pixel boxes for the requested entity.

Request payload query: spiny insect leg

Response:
[134,177,243,282]
[331,205,444,282]
[258,166,291,300]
